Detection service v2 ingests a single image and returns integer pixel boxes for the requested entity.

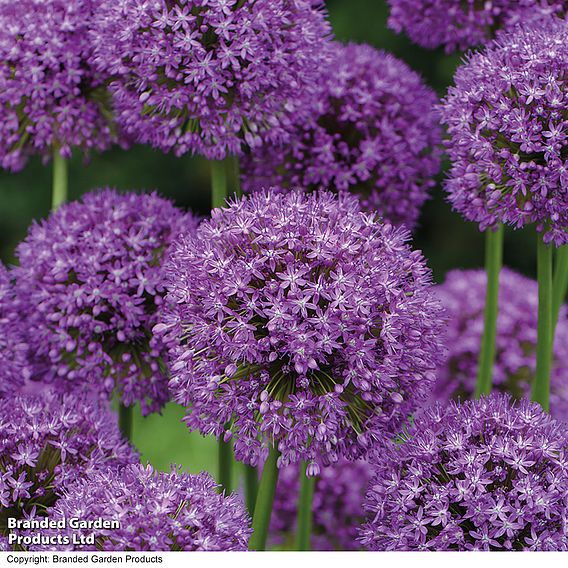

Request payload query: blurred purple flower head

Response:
[441,18,568,245]
[270,458,371,550]
[241,42,441,231]
[15,189,199,415]
[90,0,332,160]
[359,393,568,551]
[0,0,121,172]
[35,463,251,551]
[433,268,568,419]
[157,189,444,468]
[387,0,566,53]
[0,390,137,549]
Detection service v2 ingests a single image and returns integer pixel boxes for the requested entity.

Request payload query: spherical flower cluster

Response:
[90,0,332,160]
[386,0,567,53]
[0,391,137,550]
[157,190,445,469]
[0,0,119,172]
[270,458,371,550]
[15,189,199,415]
[359,394,568,551]
[0,264,31,395]
[433,268,568,419]
[441,18,568,245]
[36,464,251,551]
[241,42,441,230]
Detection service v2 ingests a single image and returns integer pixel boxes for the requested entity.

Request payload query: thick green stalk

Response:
[244,464,258,516]
[211,159,227,209]
[533,235,553,411]
[118,404,133,441]
[232,155,242,198]
[51,148,68,210]
[218,438,233,494]
[552,245,568,333]
[295,463,316,551]
[475,224,504,397]
[249,446,280,551]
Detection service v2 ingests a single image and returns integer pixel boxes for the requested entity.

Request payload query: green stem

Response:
[211,159,227,209]
[232,155,242,198]
[295,463,316,551]
[475,224,504,397]
[552,245,568,333]
[118,404,133,441]
[249,446,280,551]
[533,234,553,411]
[218,438,233,494]
[244,464,258,516]
[51,148,68,210]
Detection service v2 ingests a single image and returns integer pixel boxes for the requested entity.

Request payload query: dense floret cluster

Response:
[242,42,441,230]
[433,268,568,419]
[15,189,199,414]
[270,458,371,550]
[36,464,251,551]
[360,394,568,551]
[387,0,567,52]
[90,0,332,159]
[158,189,444,469]
[441,18,568,245]
[0,0,119,171]
[0,391,137,549]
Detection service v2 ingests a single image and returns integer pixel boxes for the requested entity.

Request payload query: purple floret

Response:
[34,463,251,551]
[433,268,568,419]
[15,189,199,415]
[441,18,568,245]
[0,0,121,172]
[0,390,138,550]
[270,458,372,550]
[90,0,332,160]
[387,0,567,53]
[241,42,441,231]
[359,393,568,551]
[157,189,445,469]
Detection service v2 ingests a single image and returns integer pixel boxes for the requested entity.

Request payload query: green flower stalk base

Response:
[295,463,316,551]
[475,224,504,397]
[218,438,233,494]
[249,446,280,551]
[552,245,568,333]
[244,464,258,516]
[211,159,228,209]
[533,235,553,412]
[118,403,133,442]
[51,149,68,210]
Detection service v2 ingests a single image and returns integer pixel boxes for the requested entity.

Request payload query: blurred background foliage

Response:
[1,0,538,478]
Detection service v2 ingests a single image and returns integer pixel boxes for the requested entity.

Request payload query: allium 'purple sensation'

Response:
[433,268,568,419]
[35,464,251,551]
[387,0,567,53]
[270,458,371,550]
[0,264,32,395]
[0,391,137,549]
[441,18,568,245]
[0,1,119,172]
[15,189,199,415]
[241,42,441,230]
[157,190,444,469]
[90,0,332,160]
[359,394,568,551]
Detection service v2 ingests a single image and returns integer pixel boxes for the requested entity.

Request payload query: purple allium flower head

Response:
[441,18,568,245]
[90,0,332,160]
[433,268,568,419]
[359,393,568,551]
[241,42,441,230]
[0,0,121,172]
[270,458,371,550]
[0,390,137,547]
[157,189,445,468]
[387,0,567,53]
[0,264,32,395]
[15,189,199,415]
[34,463,251,551]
